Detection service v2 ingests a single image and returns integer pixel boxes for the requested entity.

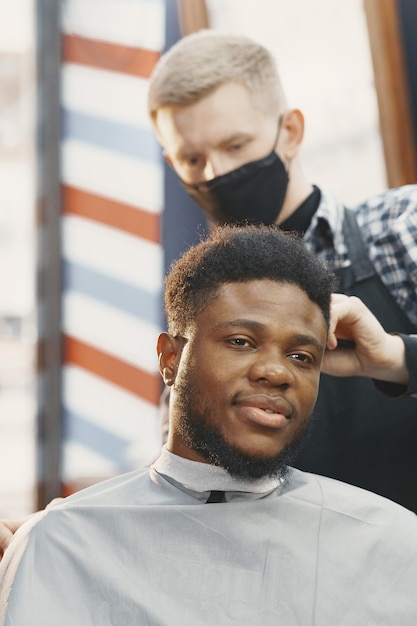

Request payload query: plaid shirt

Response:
[304,185,417,328]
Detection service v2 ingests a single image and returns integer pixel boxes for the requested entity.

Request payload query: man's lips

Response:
[233,394,293,429]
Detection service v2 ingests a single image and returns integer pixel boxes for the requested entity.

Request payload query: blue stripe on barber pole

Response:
[62,259,162,324]
[61,107,161,163]
[63,408,132,470]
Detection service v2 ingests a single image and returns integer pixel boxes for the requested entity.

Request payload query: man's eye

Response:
[288,353,314,365]
[230,338,250,347]
[186,155,204,168]
[229,140,248,153]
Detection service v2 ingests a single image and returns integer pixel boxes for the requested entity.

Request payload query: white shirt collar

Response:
[151,445,283,495]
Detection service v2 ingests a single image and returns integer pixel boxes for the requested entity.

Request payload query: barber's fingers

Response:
[328,293,385,350]
[0,513,43,561]
[329,293,363,331]
[45,497,64,509]
[0,500,65,561]
[327,294,359,349]
[0,521,16,559]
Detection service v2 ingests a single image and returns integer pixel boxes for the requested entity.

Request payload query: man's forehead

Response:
[215,279,300,296]
[200,280,325,321]
[156,85,272,147]
[188,282,326,351]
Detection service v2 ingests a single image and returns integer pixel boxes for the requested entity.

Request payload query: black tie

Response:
[206,490,225,503]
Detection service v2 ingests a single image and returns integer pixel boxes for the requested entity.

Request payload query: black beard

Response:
[172,375,314,481]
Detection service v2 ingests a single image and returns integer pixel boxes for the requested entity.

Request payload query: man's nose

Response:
[203,155,231,181]
[248,352,295,388]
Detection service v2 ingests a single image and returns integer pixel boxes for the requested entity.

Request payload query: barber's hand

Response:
[0,499,63,561]
[0,519,26,560]
[322,294,409,385]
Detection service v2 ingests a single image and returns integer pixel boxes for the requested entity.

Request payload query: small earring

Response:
[162,368,175,384]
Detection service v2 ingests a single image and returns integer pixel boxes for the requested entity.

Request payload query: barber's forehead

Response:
[157,83,275,139]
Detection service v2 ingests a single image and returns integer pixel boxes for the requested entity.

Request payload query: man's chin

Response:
[224,454,291,481]
[195,420,314,480]
[195,441,291,480]
[174,377,315,480]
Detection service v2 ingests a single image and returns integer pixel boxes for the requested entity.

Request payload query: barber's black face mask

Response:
[181,120,289,226]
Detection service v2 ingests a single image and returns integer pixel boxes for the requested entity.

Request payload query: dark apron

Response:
[294,208,417,512]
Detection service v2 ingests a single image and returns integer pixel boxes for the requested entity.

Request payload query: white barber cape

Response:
[1,445,417,625]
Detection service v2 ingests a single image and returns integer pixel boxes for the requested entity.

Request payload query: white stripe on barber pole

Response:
[62,215,162,293]
[63,365,162,470]
[63,292,160,374]
[62,0,165,50]
[62,64,152,128]
[63,441,121,480]
[62,140,163,213]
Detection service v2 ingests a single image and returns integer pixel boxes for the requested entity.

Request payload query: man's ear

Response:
[162,149,174,169]
[278,108,305,161]
[157,332,182,386]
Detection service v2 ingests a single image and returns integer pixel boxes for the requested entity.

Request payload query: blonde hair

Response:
[148,30,287,126]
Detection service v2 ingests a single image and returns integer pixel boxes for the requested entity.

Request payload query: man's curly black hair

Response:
[164,225,336,336]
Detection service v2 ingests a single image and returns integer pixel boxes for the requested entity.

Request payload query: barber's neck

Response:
[276,161,313,225]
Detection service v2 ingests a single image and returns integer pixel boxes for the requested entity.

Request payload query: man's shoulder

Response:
[0,468,154,576]
[286,467,417,529]
[60,466,151,507]
[353,184,417,216]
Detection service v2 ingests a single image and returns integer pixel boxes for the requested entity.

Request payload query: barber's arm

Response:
[373,333,417,397]
[322,293,417,397]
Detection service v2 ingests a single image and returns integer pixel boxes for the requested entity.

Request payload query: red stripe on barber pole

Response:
[64,335,162,406]
[62,185,160,243]
[62,34,161,78]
